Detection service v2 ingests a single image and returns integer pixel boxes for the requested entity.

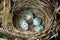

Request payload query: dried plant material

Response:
[0,0,59,40]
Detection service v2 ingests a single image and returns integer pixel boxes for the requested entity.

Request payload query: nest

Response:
[0,0,58,40]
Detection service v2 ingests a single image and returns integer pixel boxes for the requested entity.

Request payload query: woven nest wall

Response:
[0,0,58,40]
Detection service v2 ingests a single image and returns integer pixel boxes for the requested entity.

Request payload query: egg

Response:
[34,25,44,32]
[33,18,42,26]
[26,12,34,20]
[20,19,28,31]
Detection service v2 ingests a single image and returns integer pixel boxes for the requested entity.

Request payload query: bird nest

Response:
[0,0,58,40]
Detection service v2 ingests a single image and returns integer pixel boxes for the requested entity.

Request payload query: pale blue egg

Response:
[39,25,44,30]
[33,18,41,26]
[26,12,34,20]
[20,20,28,31]
[34,25,44,32]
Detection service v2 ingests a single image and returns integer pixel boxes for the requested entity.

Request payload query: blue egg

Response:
[20,19,28,31]
[39,25,44,30]
[26,12,34,20]
[34,25,44,32]
[33,18,42,26]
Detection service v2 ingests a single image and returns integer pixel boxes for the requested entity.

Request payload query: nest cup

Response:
[11,0,58,40]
